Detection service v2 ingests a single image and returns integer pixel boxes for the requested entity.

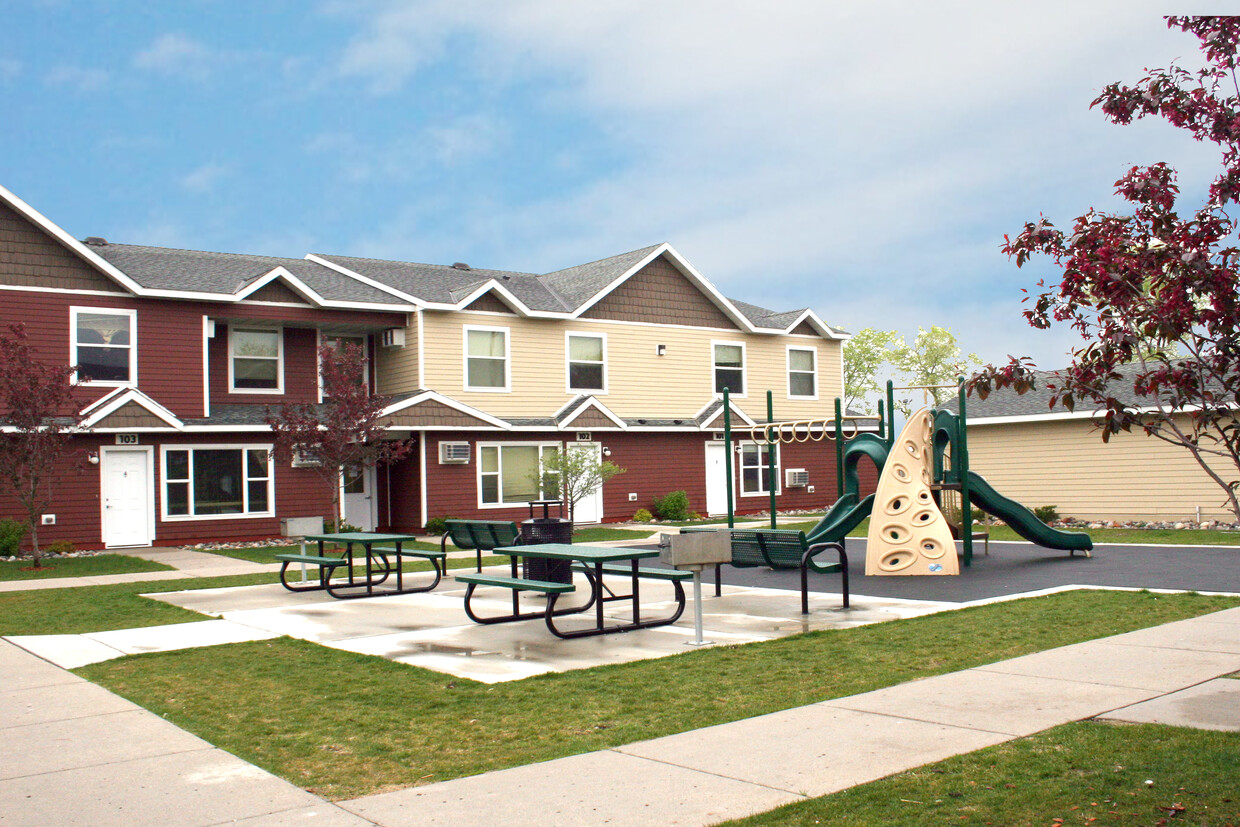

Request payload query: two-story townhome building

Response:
[0,183,866,549]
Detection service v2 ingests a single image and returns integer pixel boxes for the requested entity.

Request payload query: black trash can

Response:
[521,500,573,584]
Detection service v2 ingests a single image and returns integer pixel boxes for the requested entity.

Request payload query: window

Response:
[713,342,745,396]
[72,307,136,385]
[479,443,559,506]
[163,446,273,519]
[566,333,606,393]
[230,328,283,392]
[465,327,509,391]
[740,443,779,496]
[321,333,368,397]
[788,347,817,399]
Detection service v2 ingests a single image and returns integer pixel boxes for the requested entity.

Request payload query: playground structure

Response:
[718,381,1091,575]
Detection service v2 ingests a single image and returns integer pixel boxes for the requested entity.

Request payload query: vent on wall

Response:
[439,442,471,464]
[785,469,809,488]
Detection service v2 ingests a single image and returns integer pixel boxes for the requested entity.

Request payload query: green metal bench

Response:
[371,546,448,592]
[441,520,523,572]
[454,572,592,626]
[274,552,355,593]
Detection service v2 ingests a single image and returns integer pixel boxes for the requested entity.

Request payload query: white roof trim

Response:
[235,266,325,306]
[380,390,512,430]
[304,254,429,308]
[80,388,184,430]
[557,397,628,430]
[693,397,757,428]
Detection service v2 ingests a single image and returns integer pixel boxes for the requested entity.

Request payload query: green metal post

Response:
[767,390,777,529]
[833,397,844,497]
[724,388,734,529]
[886,380,896,447]
[957,378,973,568]
[877,398,885,441]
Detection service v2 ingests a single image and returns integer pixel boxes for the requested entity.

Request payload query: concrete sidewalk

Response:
[0,547,280,593]
[2,606,1237,826]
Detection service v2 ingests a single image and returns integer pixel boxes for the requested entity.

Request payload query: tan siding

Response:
[0,202,126,293]
[966,416,1238,522]
[419,312,843,421]
[246,280,309,304]
[374,312,420,394]
[581,257,738,328]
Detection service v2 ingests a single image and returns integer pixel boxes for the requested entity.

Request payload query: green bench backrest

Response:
[444,520,521,551]
[729,529,807,569]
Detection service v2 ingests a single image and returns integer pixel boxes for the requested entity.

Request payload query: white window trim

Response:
[228,326,285,394]
[787,345,818,400]
[159,444,276,521]
[317,331,370,403]
[712,339,747,399]
[738,441,781,497]
[477,441,560,509]
[70,306,137,388]
[463,325,511,393]
[565,331,608,395]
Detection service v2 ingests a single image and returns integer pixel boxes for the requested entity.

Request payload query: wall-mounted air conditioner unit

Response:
[381,328,406,348]
[439,442,471,464]
[785,469,809,488]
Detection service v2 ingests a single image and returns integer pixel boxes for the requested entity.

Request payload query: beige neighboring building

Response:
[957,367,1237,523]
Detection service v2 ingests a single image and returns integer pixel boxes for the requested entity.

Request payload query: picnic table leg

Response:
[395,541,404,592]
[630,558,641,626]
[594,562,605,632]
[511,555,521,617]
[715,563,721,597]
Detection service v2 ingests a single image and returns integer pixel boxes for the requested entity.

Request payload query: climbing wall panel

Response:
[865,409,959,576]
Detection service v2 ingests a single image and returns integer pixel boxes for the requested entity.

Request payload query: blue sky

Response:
[1,1,1230,372]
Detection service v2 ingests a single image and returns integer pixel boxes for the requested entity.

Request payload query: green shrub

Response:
[424,516,456,535]
[652,490,690,521]
[632,508,653,523]
[1033,505,1060,524]
[0,518,27,556]
[45,540,76,556]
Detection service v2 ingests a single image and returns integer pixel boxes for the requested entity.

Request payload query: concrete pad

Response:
[0,748,349,827]
[0,680,142,729]
[1104,615,1240,654]
[83,619,281,658]
[1098,678,1240,731]
[685,589,952,637]
[976,640,1240,691]
[150,582,344,614]
[824,669,1160,736]
[215,805,375,826]
[342,748,801,827]
[0,709,211,780]
[618,704,1012,797]
[0,639,83,689]
[5,634,129,669]
[1188,606,1240,625]
[222,593,471,643]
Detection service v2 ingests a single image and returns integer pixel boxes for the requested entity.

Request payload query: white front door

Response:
[705,442,732,516]
[566,443,603,524]
[343,465,376,531]
[101,448,152,547]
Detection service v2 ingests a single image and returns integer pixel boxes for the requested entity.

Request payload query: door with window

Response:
[101,448,152,547]
[343,465,376,532]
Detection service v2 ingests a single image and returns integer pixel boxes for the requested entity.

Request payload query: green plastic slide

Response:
[805,492,874,546]
[966,471,1093,552]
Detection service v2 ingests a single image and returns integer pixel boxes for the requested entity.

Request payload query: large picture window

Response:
[479,443,560,506]
[465,327,509,391]
[713,342,745,396]
[163,446,273,519]
[788,347,817,399]
[230,328,283,392]
[566,333,606,393]
[72,307,136,385]
[740,443,779,496]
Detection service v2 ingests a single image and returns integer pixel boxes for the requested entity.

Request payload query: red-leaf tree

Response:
[971,17,1240,520]
[266,341,411,532]
[0,323,82,566]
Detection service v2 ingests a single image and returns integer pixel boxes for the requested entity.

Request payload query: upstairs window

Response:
[788,347,817,399]
[230,327,283,393]
[713,342,745,396]
[72,307,136,385]
[322,334,369,397]
[465,327,509,391]
[566,333,606,393]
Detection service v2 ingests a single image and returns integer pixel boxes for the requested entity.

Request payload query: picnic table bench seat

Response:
[275,552,365,592]
[442,520,524,571]
[454,571,591,627]
[570,562,693,581]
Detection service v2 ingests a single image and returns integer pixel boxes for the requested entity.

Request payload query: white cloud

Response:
[44,64,107,91]
[133,33,217,80]
[180,163,231,193]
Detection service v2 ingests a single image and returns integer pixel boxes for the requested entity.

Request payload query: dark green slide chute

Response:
[803,434,888,546]
[966,471,1093,553]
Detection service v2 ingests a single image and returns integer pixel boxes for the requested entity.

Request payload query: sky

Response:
[1,1,1233,375]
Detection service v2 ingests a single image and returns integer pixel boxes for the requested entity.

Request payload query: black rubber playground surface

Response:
[714,540,1240,603]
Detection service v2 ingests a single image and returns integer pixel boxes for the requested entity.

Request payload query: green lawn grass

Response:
[0,553,174,581]
[570,526,653,542]
[75,589,1239,800]
[724,721,1240,826]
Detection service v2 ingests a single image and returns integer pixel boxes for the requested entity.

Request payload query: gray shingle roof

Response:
[950,362,1194,419]
[95,244,409,307]
[537,244,664,309]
